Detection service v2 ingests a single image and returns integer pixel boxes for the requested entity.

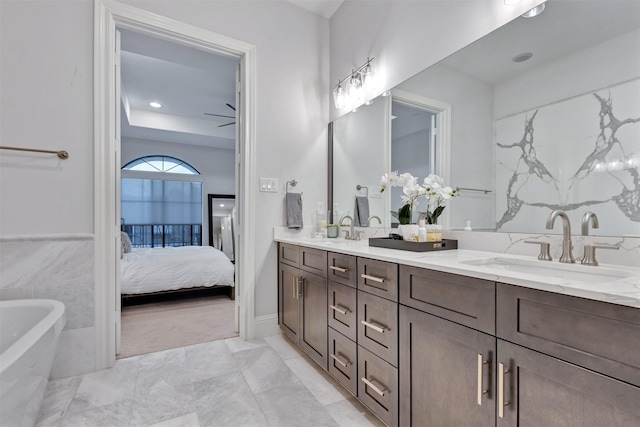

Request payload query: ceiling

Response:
[120,29,239,150]
[440,0,640,84]
[120,2,343,151]
[286,0,344,19]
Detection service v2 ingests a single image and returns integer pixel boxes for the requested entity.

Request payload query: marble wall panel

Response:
[495,79,640,236]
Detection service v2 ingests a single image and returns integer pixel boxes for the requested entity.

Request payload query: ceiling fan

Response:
[204,103,236,127]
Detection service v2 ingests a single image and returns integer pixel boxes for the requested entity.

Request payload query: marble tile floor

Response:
[36,334,385,427]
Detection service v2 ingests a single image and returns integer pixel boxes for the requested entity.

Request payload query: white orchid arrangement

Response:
[380,172,458,224]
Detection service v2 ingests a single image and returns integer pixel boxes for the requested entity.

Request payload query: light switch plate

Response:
[259,178,279,192]
[370,185,383,198]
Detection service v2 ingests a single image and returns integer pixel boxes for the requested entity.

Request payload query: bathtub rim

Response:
[0,299,66,373]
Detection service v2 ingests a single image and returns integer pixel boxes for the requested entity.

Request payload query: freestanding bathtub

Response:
[0,299,66,427]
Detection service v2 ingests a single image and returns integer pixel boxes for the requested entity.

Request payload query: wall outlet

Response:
[259,178,278,192]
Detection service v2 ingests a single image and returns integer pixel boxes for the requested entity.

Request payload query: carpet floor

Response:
[119,294,238,358]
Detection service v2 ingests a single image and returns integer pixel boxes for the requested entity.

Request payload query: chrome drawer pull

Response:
[477,353,489,406]
[329,265,348,273]
[329,304,350,315]
[361,320,386,333]
[361,377,387,397]
[361,273,384,283]
[330,353,351,368]
[498,362,511,418]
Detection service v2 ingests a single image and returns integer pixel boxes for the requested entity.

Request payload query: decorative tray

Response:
[368,237,458,252]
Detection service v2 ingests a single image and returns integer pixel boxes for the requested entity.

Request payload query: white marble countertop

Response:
[274,232,640,309]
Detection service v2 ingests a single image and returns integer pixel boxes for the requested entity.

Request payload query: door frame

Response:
[94,0,257,369]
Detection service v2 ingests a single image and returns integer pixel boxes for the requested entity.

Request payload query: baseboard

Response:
[253,314,279,339]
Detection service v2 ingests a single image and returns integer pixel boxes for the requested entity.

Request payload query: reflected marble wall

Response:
[0,235,96,378]
[495,79,640,235]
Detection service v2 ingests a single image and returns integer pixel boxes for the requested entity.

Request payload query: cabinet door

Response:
[300,272,328,368]
[399,305,495,427]
[497,339,640,427]
[279,263,301,342]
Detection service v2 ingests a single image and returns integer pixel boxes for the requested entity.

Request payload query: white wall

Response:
[329,0,545,122]
[0,0,329,377]
[121,137,236,244]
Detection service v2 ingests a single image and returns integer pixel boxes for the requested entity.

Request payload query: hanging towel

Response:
[286,192,303,229]
[354,196,370,226]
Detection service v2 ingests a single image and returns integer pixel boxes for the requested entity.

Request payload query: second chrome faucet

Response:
[545,210,575,263]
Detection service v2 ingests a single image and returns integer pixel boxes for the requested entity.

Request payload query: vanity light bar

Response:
[333,57,375,109]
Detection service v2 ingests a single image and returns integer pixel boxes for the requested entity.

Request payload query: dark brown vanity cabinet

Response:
[279,242,640,426]
[278,243,328,368]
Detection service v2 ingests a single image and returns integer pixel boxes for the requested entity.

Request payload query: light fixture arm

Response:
[334,57,375,88]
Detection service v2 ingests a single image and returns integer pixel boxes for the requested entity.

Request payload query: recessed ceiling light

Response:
[512,52,533,63]
[219,204,225,207]
[522,2,545,18]
[149,102,162,108]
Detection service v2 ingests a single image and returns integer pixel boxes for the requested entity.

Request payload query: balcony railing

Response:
[121,224,202,248]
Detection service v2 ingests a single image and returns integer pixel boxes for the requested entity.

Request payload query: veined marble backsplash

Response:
[0,234,97,378]
[274,226,640,267]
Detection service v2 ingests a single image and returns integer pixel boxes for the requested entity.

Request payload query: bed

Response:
[120,245,235,299]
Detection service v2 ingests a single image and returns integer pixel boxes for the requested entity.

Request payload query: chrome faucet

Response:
[580,211,619,266]
[339,215,356,240]
[545,210,575,263]
[367,215,382,226]
[581,211,599,235]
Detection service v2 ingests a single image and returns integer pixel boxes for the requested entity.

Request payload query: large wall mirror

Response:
[330,0,640,237]
[208,194,235,263]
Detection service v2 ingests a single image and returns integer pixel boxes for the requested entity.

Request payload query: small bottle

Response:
[418,219,427,242]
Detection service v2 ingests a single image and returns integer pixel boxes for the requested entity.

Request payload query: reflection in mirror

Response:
[208,194,235,262]
[331,0,640,236]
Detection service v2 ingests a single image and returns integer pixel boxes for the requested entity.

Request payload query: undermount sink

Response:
[460,257,631,283]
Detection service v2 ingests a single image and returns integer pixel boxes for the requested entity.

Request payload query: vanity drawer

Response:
[358,258,398,301]
[358,290,398,366]
[497,283,640,386]
[300,247,328,278]
[399,265,495,335]
[328,281,357,341]
[279,243,299,268]
[328,252,357,287]
[328,327,358,397]
[358,346,399,427]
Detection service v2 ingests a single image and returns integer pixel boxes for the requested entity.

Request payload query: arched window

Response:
[122,155,199,175]
[121,155,202,247]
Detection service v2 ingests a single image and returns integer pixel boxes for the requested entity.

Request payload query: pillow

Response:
[121,231,132,254]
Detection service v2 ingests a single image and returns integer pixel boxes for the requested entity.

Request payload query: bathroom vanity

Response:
[275,235,640,427]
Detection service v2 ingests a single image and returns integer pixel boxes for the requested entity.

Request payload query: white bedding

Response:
[121,246,235,295]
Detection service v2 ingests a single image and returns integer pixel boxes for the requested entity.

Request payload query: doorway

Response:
[94,0,257,369]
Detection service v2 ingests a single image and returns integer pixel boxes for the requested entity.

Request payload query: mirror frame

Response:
[207,194,235,258]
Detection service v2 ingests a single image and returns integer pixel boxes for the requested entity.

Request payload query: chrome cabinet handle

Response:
[330,353,351,368]
[329,265,348,273]
[361,273,384,283]
[329,304,349,315]
[498,362,511,418]
[297,278,304,299]
[292,276,297,300]
[361,320,387,333]
[477,354,489,406]
[361,377,387,397]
